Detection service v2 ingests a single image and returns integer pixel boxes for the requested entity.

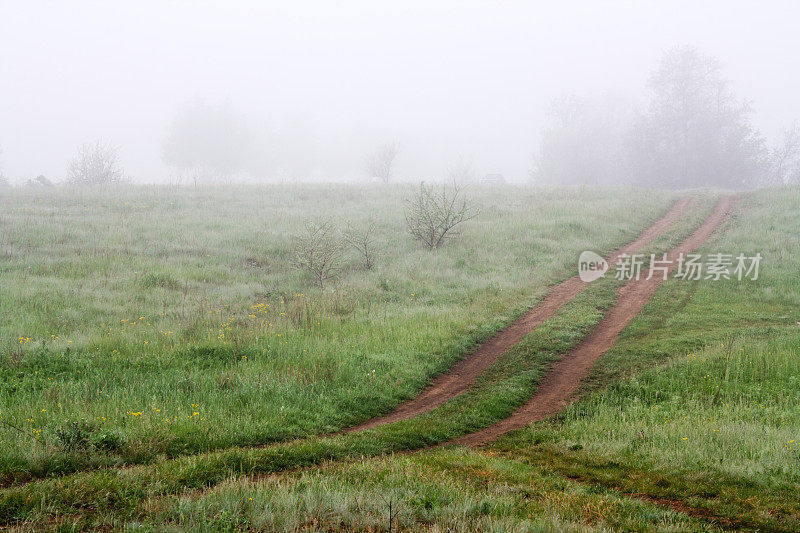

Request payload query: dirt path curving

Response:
[449,195,737,446]
[345,197,694,433]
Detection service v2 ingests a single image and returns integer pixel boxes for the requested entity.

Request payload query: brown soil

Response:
[450,195,737,446]
[345,197,694,433]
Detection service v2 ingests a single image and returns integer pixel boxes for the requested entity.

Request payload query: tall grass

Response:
[12,186,790,531]
[0,184,675,481]
[549,333,800,482]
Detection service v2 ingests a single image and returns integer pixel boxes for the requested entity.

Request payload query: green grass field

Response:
[0,185,675,482]
[1,185,798,531]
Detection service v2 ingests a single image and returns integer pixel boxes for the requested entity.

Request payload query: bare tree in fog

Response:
[532,95,634,186]
[770,122,800,185]
[446,156,476,184]
[629,47,767,189]
[162,101,252,185]
[366,142,398,184]
[67,141,128,185]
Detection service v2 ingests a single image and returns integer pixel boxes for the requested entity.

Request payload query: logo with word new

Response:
[578,251,762,283]
[578,251,608,282]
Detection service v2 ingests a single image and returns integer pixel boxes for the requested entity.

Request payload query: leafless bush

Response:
[344,219,379,270]
[366,142,398,184]
[771,121,800,185]
[404,181,478,249]
[67,141,128,185]
[446,156,476,184]
[291,220,343,288]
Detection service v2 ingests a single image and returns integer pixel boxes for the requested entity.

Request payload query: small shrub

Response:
[344,219,379,270]
[67,141,129,186]
[404,181,478,249]
[291,219,343,288]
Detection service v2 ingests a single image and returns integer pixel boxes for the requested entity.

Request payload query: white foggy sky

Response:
[1,0,799,183]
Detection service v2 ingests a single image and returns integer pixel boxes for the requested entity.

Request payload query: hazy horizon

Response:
[2,0,799,184]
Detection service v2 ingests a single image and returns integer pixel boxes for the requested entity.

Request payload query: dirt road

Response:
[450,195,736,445]
[346,197,694,433]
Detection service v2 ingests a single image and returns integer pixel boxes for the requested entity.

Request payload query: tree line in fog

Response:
[1,47,798,190]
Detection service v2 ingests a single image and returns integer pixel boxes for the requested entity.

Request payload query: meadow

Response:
[2,185,798,531]
[0,184,674,484]
[119,187,798,532]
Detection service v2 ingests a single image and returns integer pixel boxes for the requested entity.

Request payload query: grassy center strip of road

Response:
[0,197,717,525]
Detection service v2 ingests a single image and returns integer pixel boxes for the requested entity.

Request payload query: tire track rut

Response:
[450,195,736,446]
[346,197,693,433]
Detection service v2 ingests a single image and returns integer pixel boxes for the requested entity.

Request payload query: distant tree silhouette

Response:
[162,101,252,184]
[629,47,767,189]
[67,141,128,185]
[27,175,53,187]
[769,122,800,185]
[366,142,398,184]
[532,95,635,186]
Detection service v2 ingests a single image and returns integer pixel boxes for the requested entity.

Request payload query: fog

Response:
[1,0,799,184]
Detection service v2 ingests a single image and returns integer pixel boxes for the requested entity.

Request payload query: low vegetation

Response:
[404,181,478,249]
[66,141,129,186]
[2,185,797,531]
[0,184,673,486]
[290,219,344,287]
